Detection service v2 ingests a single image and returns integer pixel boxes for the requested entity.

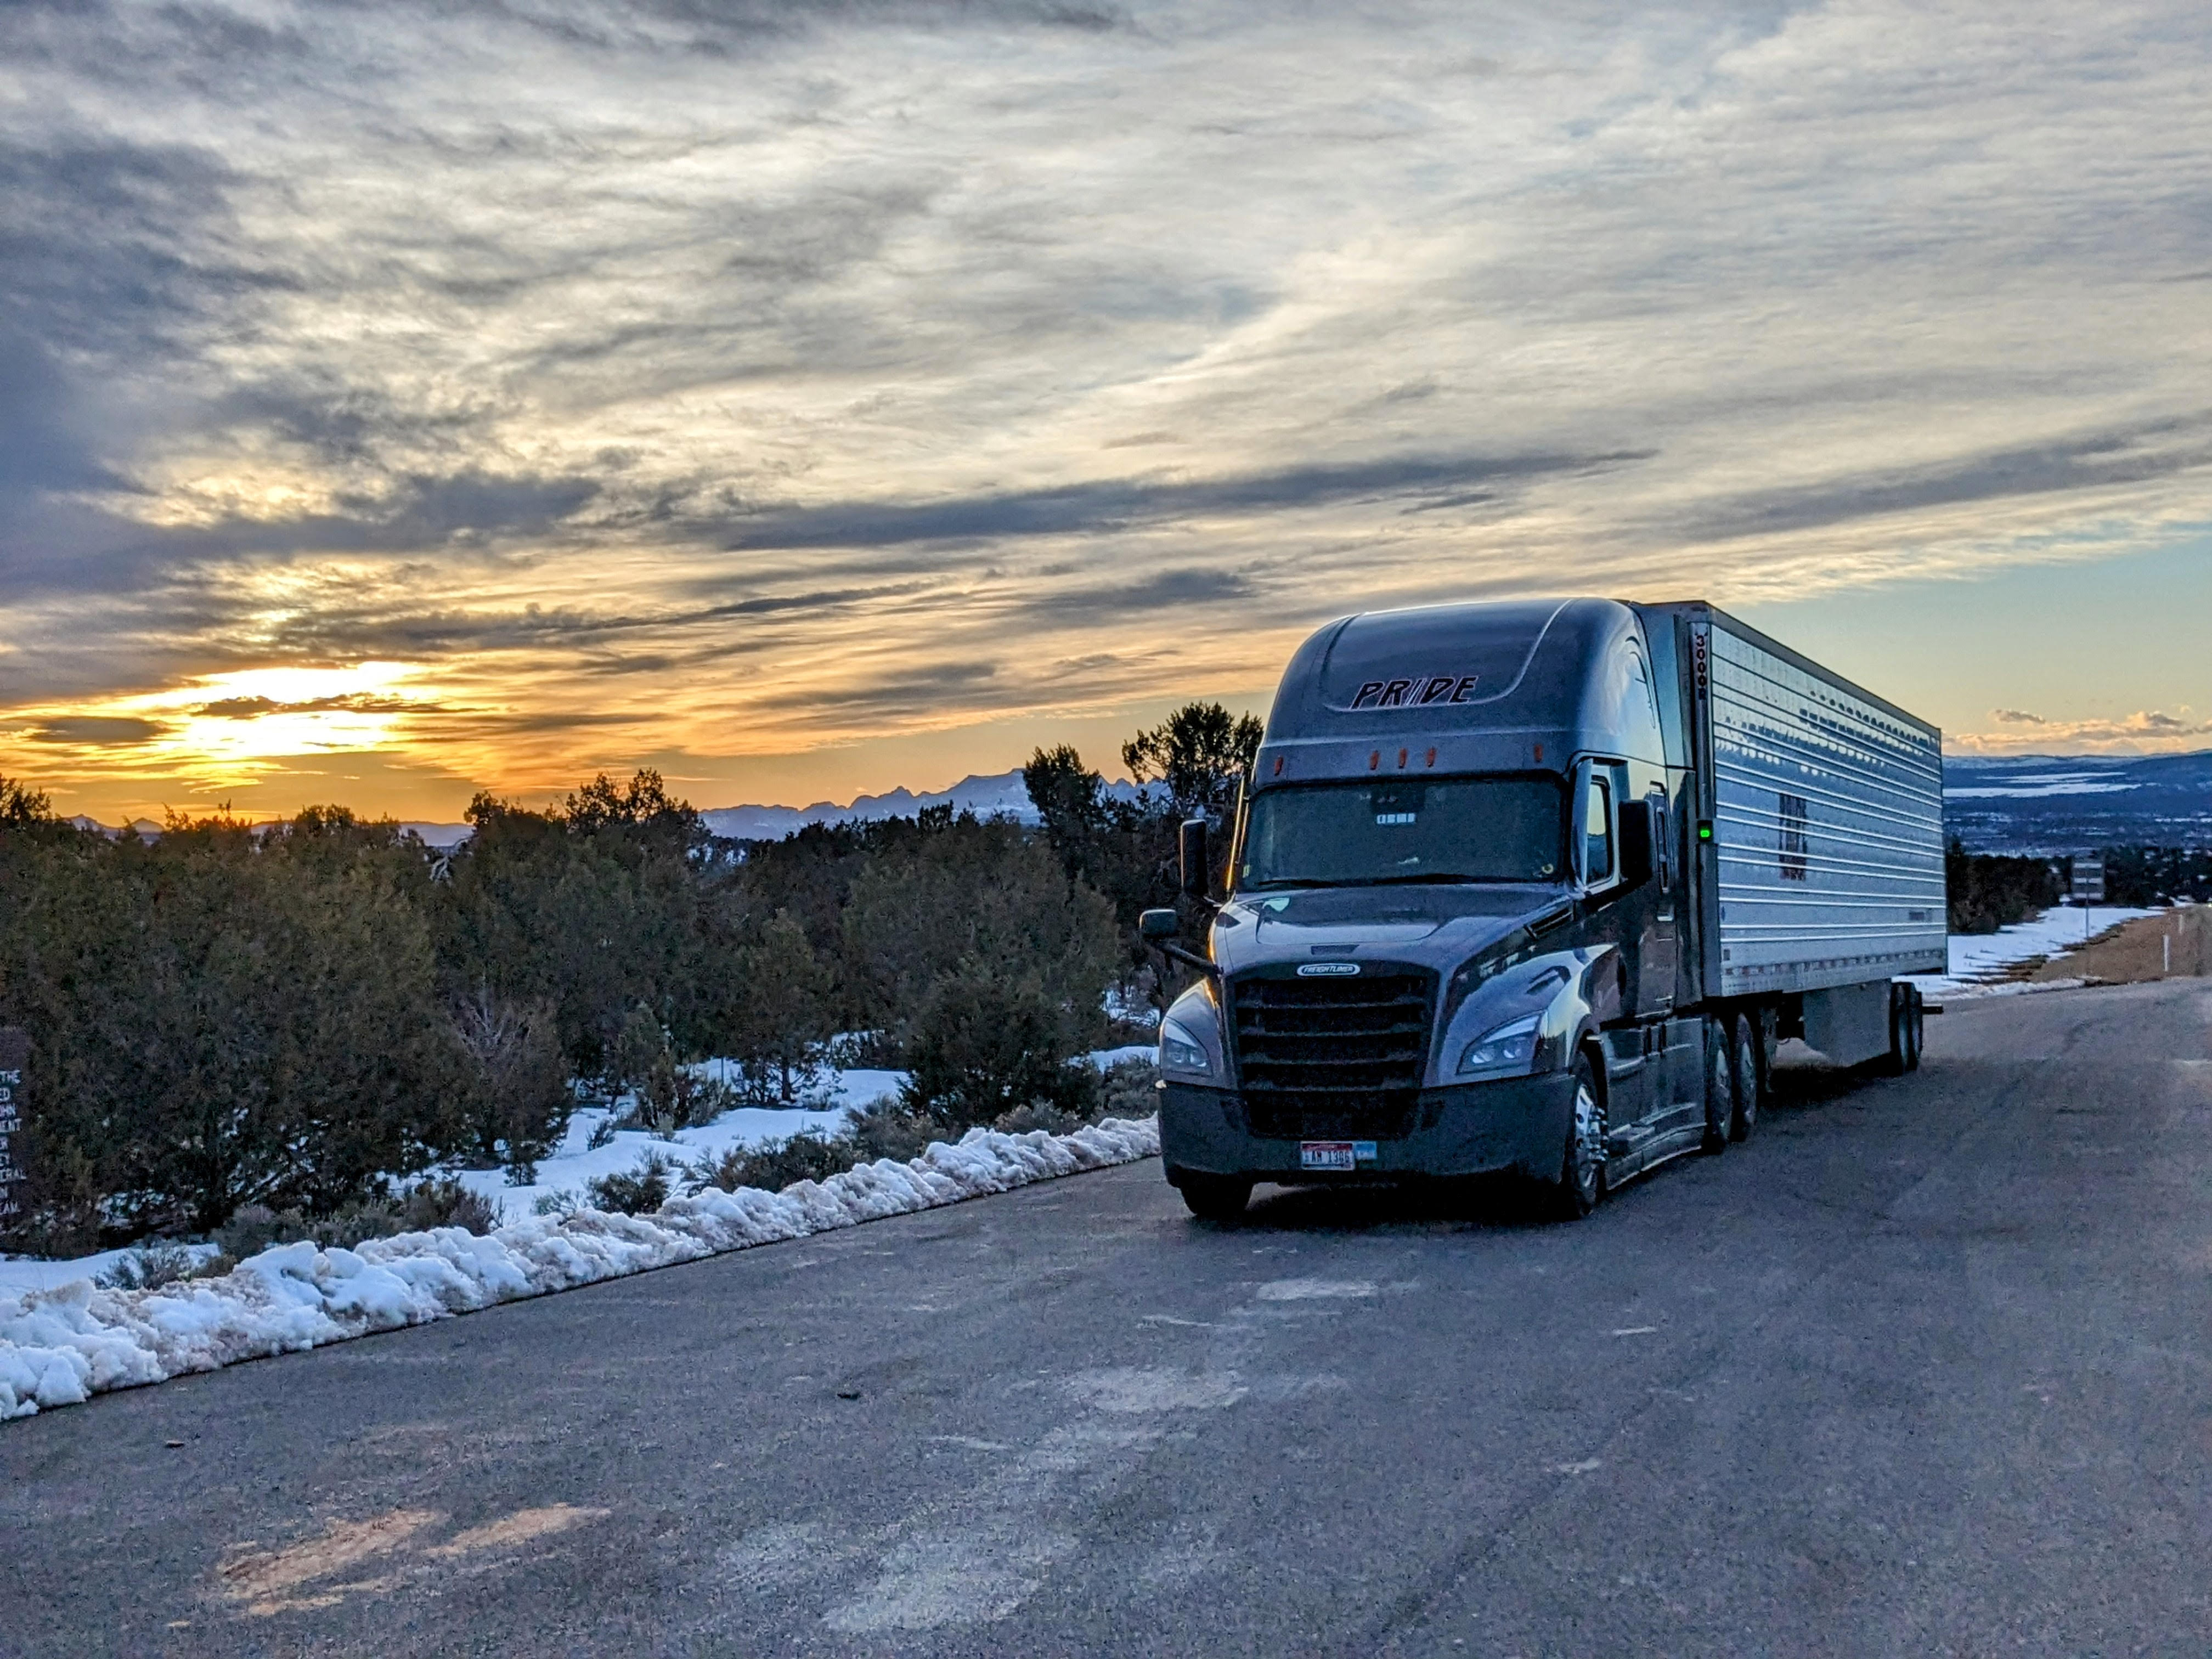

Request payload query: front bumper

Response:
[1158,1071,1576,1183]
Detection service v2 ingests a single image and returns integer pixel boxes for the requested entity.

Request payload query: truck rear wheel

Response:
[1544,1054,1605,1221]
[1701,1017,1731,1154]
[1728,1013,1760,1142]
[1178,1174,1251,1222]
[1884,986,1924,1075]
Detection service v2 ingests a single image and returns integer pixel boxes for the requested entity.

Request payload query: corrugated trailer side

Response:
[1667,605,1948,998]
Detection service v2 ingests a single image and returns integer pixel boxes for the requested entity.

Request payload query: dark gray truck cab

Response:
[1155,597,1946,1220]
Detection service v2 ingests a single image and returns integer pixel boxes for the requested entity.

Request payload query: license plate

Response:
[1300,1140,1357,1172]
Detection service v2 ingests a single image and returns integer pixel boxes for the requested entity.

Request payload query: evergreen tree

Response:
[1120,701,1263,824]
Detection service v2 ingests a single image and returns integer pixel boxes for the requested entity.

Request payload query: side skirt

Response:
[1604,1124,1707,1192]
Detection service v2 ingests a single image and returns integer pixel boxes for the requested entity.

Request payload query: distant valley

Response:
[1942,749,2212,853]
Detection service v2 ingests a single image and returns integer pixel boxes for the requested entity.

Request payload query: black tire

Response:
[1178,1174,1251,1222]
[1701,1016,1731,1154]
[1882,988,1915,1076]
[1903,988,1924,1072]
[1728,1012,1760,1142]
[1544,1053,1606,1221]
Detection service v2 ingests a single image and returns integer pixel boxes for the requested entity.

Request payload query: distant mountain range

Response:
[63,771,1143,849]
[698,771,1041,840]
[699,771,1166,840]
[1943,749,2212,853]
[61,751,2211,856]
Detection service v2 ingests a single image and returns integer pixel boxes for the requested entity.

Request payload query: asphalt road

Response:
[8,978,2212,1657]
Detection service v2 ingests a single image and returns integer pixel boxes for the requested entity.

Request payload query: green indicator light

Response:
[1697,823,1714,840]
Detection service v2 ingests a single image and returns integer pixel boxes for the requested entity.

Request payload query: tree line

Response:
[1946,840,2212,932]
[0,703,1260,1254]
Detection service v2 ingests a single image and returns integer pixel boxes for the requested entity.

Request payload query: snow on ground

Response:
[0,1112,1162,1420]
[0,1243,223,1296]
[1906,906,2160,1000]
[461,1066,905,1226]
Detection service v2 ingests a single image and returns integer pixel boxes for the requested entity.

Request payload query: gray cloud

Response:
[721,451,1649,551]
[1025,566,1258,619]
[1686,413,2212,541]
[28,717,166,746]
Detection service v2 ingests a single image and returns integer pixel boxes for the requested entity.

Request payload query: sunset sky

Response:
[4,0,2209,825]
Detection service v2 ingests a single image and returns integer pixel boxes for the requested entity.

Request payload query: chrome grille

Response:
[1228,967,1434,1141]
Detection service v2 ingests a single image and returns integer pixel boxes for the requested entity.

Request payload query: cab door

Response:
[1640,783,1680,1014]
[1578,763,1664,1159]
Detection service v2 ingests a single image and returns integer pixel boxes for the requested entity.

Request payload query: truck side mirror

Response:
[1180,819,1210,901]
[1139,908,1181,942]
[1618,798,1657,891]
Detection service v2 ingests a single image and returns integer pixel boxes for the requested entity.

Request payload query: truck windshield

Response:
[1237,776,1567,889]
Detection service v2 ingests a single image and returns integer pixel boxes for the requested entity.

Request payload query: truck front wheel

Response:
[1178,1174,1251,1222]
[1543,1054,1606,1221]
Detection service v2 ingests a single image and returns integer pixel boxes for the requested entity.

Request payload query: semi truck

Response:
[1145,596,1946,1221]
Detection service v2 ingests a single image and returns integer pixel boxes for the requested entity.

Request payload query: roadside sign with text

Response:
[0,1027,25,1221]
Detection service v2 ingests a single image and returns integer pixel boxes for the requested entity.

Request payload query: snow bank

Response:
[1908,906,2159,999]
[0,1115,1159,1422]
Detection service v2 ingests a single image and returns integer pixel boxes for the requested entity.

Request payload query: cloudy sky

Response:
[4,0,2209,822]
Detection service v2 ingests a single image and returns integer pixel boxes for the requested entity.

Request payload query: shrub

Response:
[1098,1057,1161,1119]
[848,1101,941,1165]
[451,988,570,1179]
[628,1063,742,1138]
[94,1243,215,1291]
[690,1131,857,1195]
[395,1177,500,1235]
[213,1200,393,1260]
[586,1152,678,1215]
[207,1177,500,1260]
[991,1101,1085,1137]
[898,969,1099,1132]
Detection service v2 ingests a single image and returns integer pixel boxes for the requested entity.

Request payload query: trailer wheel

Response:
[1884,986,1925,1075]
[1728,1013,1760,1142]
[1701,1017,1731,1155]
[1544,1054,1606,1221]
[1178,1175,1251,1222]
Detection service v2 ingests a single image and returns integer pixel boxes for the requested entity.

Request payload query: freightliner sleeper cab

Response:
[1149,597,1948,1221]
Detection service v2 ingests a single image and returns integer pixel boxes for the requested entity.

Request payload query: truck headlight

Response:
[1458,1013,1543,1076]
[1159,1018,1212,1077]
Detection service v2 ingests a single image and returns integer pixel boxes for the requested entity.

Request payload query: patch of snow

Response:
[0,1243,224,1296]
[1944,781,2139,799]
[1906,906,2159,1000]
[471,1065,905,1226]
[0,1114,1161,1421]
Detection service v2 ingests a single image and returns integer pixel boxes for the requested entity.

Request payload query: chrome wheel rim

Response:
[1734,1026,1759,1132]
[1571,1080,1604,1204]
[1706,1024,1731,1142]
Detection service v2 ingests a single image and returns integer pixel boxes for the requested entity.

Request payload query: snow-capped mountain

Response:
[701,770,1156,841]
